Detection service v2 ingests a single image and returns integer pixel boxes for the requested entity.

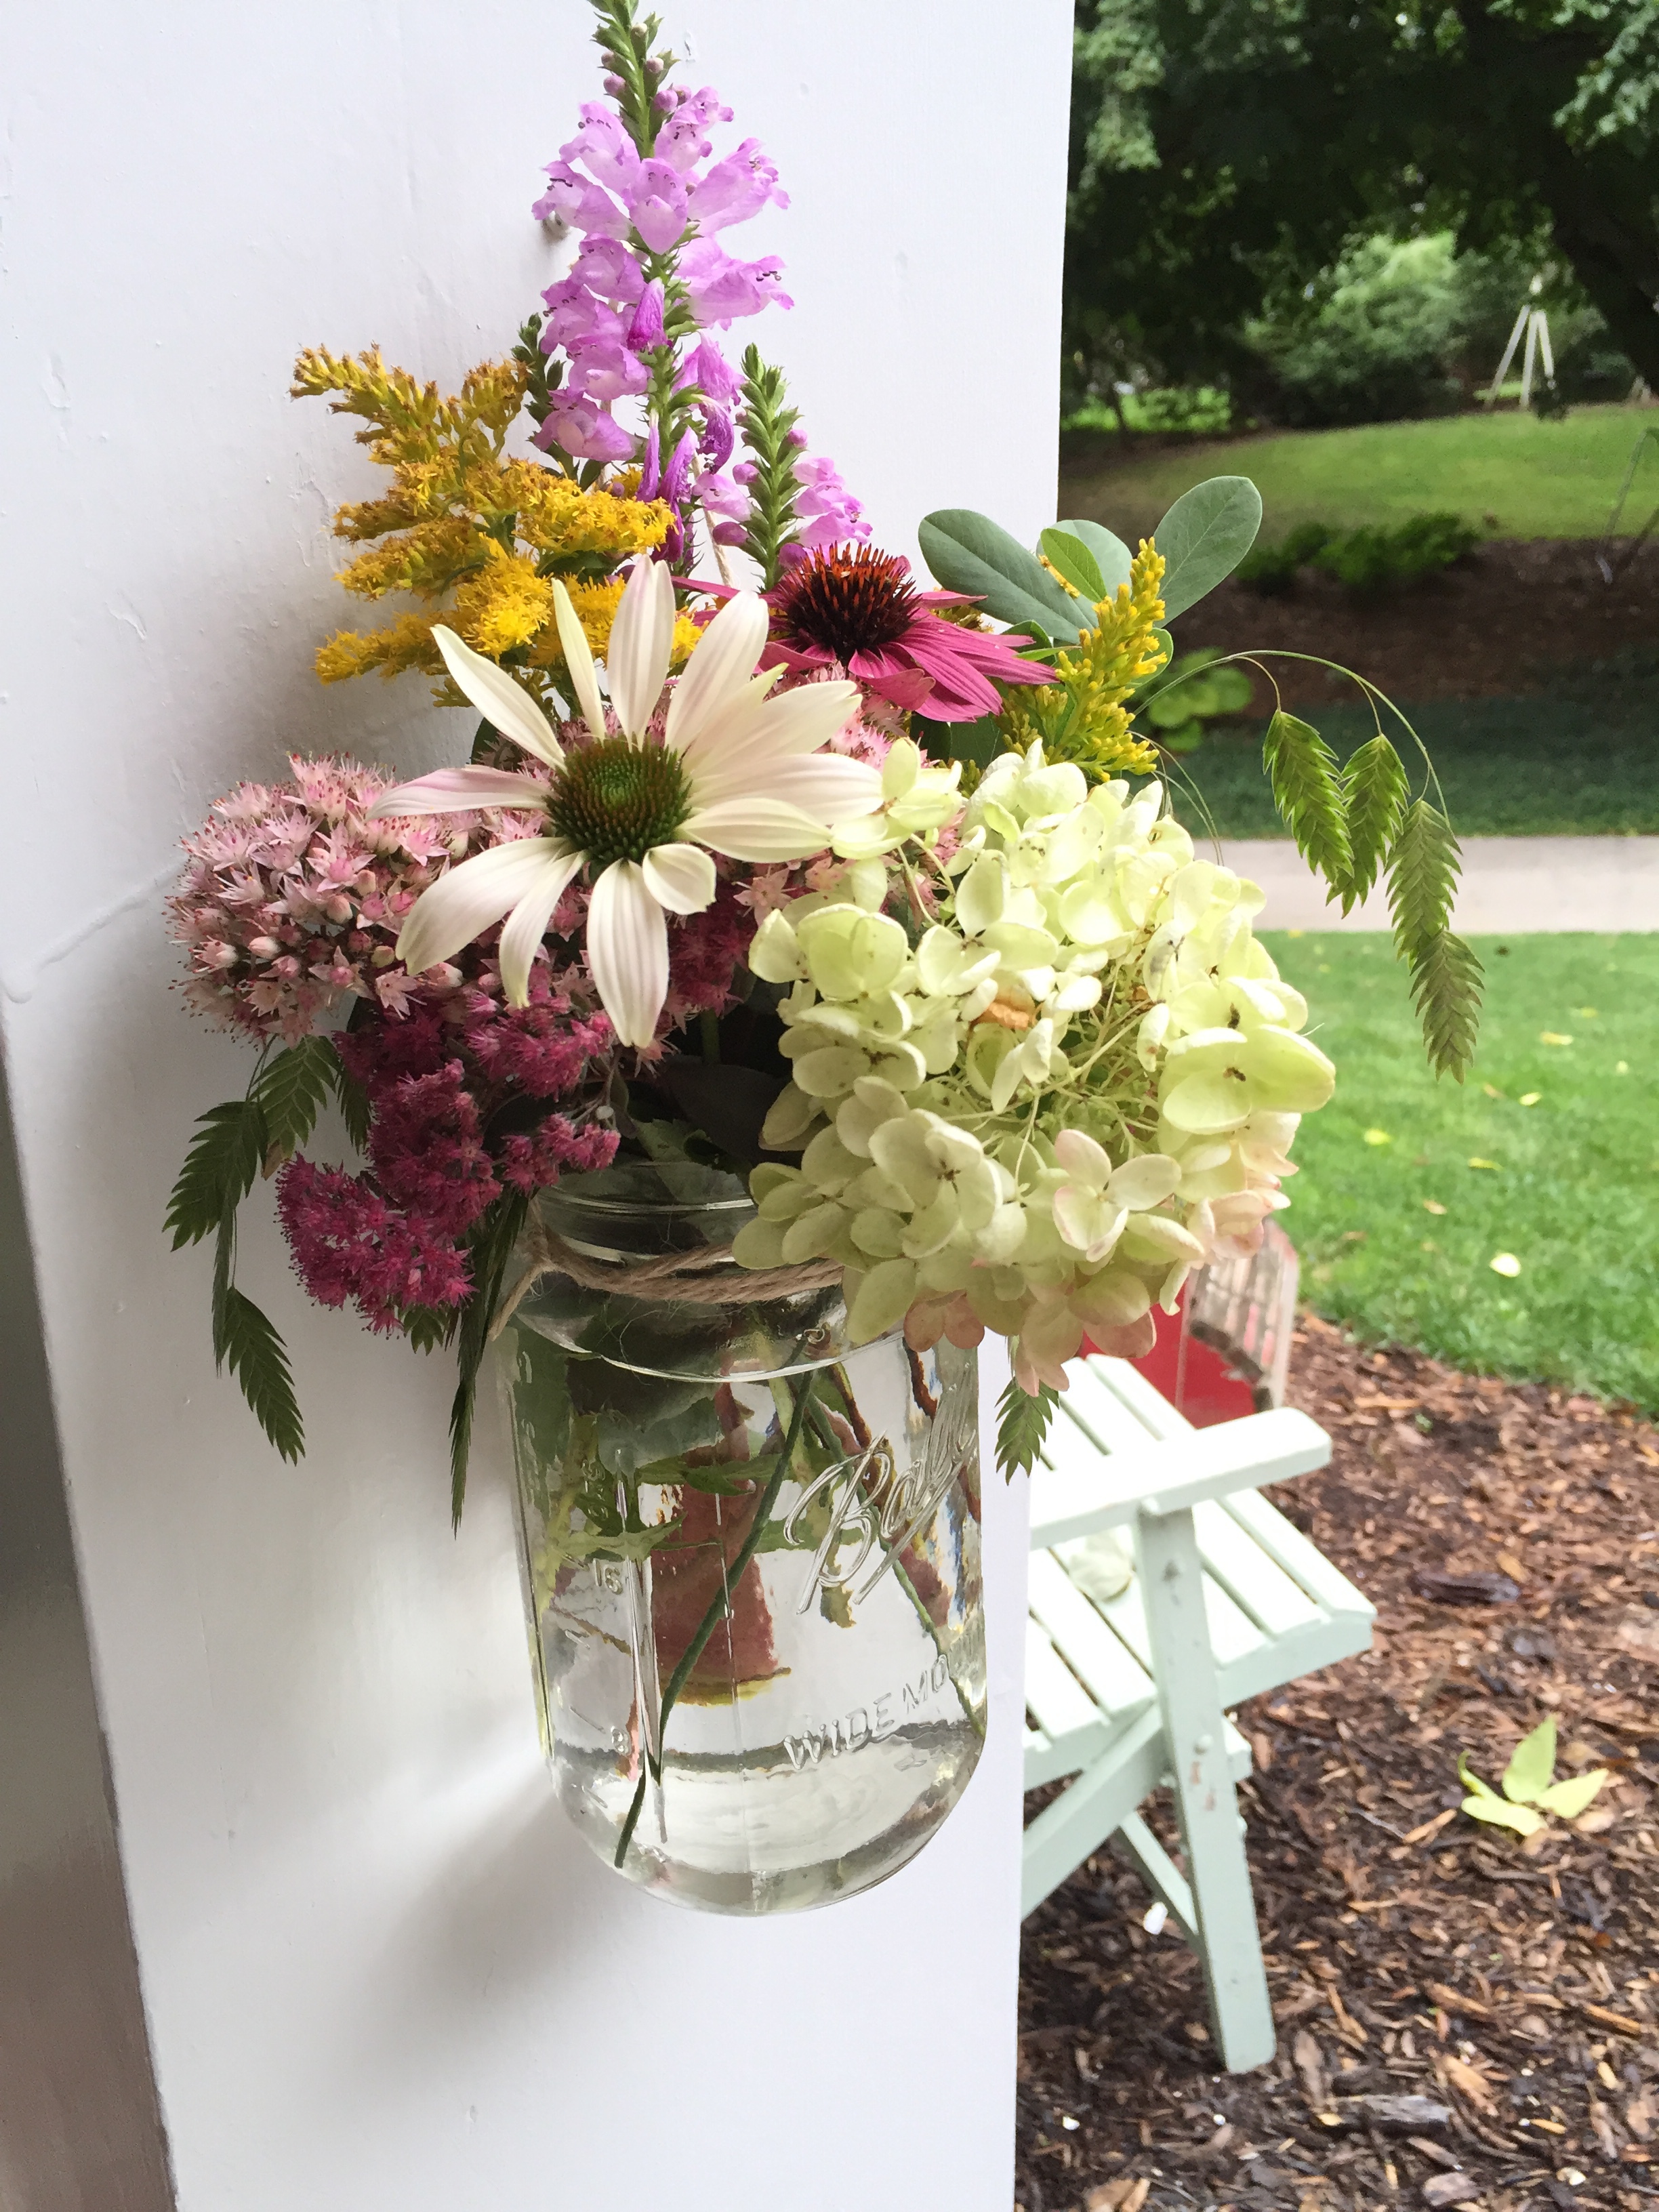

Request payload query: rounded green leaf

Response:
[1039,527,1107,603]
[1057,518,1134,597]
[918,510,1086,639]
[1153,476,1264,619]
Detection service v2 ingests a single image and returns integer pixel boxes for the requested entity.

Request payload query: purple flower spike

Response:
[687,139,790,232]
[626,281,666,352]
[531,162,628,239]
[574,235,646,306]
[662,428,699,508]
[638,422,662,502]
[627,158,690,253]
[565,338,650,403]
[540,392,636,464]
[689,337,740,403]
[561,104,641,195]
[679,240,793,327]
[698,405,735,471]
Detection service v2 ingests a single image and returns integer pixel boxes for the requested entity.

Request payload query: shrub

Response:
[1236,521,1333,595]
[1243,235,1467,428]
[1238,514,1476,597]
[1315,512,1478,594]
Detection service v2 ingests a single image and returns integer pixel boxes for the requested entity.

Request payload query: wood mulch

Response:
[1149,541,1659,714]
[1016,1315,1659,2212]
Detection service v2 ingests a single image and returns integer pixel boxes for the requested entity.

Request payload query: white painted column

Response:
[0,6,1067,2204]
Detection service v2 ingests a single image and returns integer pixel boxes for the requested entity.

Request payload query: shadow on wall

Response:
[0,1042,177,2210]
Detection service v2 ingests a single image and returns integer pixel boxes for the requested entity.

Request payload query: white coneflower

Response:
[369,554,880,1046]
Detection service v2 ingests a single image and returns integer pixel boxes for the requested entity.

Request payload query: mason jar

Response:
[500,1160,985,1916]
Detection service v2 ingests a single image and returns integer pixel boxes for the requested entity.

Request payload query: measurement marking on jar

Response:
[781,1652,954,1769]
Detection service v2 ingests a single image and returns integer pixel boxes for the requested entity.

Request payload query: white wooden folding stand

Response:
[1022,1355,1374,2071]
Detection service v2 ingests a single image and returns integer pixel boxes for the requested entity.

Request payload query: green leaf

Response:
[1039,527,1107,604]
[211,1209,236,1365]
[1406,928,1484,1083]
[1501,1716,1557,1804]
[661,1459,759,1496]
[1460,1791,1544,1837]
[403,1305,457,1355]
[449,1191,531,1525]
[1262,710,1351,886]
[1335,735,1408,914]
[165,1099,268,1247]
[996,1376,1060,1481]
[918,510,1087,640]
[255,1036,337,1164]
[1056,518,1134,596]
[1536,1769,1608,1820]
[217,1286,304,1462]
[330,1051,371,1153]
[1151,476,1263,619]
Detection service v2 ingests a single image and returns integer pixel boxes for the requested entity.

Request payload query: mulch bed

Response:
[1016,1313,1659,2212]
[1160,540,1659,713]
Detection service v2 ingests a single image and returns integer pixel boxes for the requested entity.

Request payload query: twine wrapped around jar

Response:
[488,1214,845,1343]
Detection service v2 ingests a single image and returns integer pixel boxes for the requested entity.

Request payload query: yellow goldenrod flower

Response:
[1002,541,1167,781]
[294,346,676,713]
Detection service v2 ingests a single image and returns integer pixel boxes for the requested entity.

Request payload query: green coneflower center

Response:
[546,737,692,869]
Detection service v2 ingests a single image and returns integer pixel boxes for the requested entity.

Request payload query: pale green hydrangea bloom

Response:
[733,743,1334,1395]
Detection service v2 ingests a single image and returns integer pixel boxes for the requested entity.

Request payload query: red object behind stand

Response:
[1121,1289,1257,1428]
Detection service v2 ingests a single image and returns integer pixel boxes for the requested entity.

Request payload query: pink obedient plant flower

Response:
[367,556,880,1048]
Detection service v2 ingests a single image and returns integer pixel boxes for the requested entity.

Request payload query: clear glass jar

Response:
[501,1162,985,1916]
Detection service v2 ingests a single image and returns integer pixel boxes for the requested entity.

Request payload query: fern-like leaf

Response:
[256,1037,337,1165]
[218,1286,304,1462]
[330,1050,372,1153]
[996,1376,1060,1481]
[403,1304,457,1355]
[1262,709,1351,889]
[165,1099,268,1247]
[1408,928,1484,1083]
[1335,735,1408,914]
[449,1192,531,1525]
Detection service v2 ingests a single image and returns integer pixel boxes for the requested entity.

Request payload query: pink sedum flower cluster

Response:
[166,755,474,1045]
[276,971,619,1334]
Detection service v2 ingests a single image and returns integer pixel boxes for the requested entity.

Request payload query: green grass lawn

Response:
[1064,405,1657,541]
[1171,653,1659,837]
[1264,932,1659,1410]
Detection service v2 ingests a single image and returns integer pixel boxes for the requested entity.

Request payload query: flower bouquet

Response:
[166,0,1480,1907]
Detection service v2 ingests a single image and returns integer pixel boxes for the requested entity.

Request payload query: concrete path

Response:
[1219,836,1659,933]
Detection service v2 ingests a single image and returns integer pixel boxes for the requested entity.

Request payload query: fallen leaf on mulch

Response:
[1411,1567,1521,1606]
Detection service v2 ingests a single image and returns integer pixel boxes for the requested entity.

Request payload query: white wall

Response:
[1,5,1070,2205]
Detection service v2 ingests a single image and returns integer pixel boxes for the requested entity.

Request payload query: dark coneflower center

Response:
[770,544,919,661]
[546,738,691,869]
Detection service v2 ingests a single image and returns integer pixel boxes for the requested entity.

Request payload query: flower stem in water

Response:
[613,1370,817,1869]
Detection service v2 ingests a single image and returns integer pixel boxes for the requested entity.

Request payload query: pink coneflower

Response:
[764,544,1046,723]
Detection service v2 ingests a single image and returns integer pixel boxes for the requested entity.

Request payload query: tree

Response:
[1067,0,1659,392]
